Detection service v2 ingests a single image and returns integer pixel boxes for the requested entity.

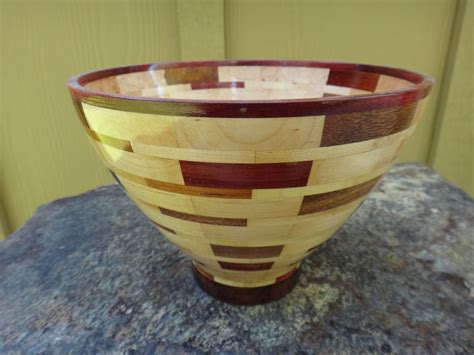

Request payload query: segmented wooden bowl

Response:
[68,61,433,304]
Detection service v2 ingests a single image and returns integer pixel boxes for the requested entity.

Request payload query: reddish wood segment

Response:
[191,81,245,90]
[193,265,298,305]
[165,66,218,85]
[159,207,247,226]
[299,177,381,215]
[110,166,252,199]
[180,161,313,189]
[210,244,284,259]
[218,261,274,271]
[194,264,215,281]
[320,102,418,146]
[327,70,380,92]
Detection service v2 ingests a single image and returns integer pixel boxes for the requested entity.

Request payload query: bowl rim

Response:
[67,60,434,117]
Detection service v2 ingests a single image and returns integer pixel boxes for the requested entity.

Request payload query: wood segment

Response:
[210,245,284,259]
[82,103,178,147]
[192,265,298,305]
[93,132,133,152]
[218,66,330,87]
[119,177,195,213]
[191,81,245,90]
[321,103,418,146]
[145,177,252,199]
[180,161,313,189]
[152,221,176,235]
[94,141,184,184]
[308,141,402,185]
[254,126,415,164]
[191,195,303,219]
[164,66,218,85]
[375,75,414,93]
[131,142,256,164]
[218,261,274,271]
[299,177,380,215]
[110,165,252,199]
[174,115,325,151]
[159,207,247,226]
[201,224,292,244]
[85,76,121,94]
[327,70,380,92]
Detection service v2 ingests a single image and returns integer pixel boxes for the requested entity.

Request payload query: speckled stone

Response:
[0,163,473,354]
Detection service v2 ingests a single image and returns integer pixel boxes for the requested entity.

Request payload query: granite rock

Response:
[0,163,473,354]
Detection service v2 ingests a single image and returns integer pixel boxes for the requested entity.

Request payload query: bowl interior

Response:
[83,62,418,101]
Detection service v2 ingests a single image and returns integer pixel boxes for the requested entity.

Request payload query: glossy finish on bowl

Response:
[68,60,433,304]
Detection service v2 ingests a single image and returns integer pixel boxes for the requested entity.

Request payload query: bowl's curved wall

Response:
[69,61,432,295]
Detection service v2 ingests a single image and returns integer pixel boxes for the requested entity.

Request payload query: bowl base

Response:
[192,265,299,305]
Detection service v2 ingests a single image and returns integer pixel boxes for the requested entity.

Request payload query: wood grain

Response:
[326,70,380,92]
[308,141,402,185]
[110,165,252,199]
[152,221,176,235]
[119,177,196,213]
[159,207,247,226]
[299,177,380,215]
[174,115,325,151]
[82,103,179,147]
[321,103,418,147]
[164,66,218,84]
[93,132,133,152]
[191,81,245,90]
[180,160,313,188]
[191,195,303,219]
[210,245,284,258]
[94,141,184,184]
[193,265,298,305]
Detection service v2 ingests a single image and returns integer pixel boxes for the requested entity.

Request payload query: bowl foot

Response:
[192,265,299,305]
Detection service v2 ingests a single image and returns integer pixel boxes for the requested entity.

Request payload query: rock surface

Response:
[0,163,473,354]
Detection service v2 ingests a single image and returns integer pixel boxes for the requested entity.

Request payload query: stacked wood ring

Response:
[68,61,433,304]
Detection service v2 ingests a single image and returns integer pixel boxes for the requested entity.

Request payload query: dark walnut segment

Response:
[180,161,313,189]
[210,245,284,259]
[159,208,247,226]
[218,261,274,271]
[299,177,381,215]
[192,265,299,305]
[321,102,418,146]
[191,81,245,90]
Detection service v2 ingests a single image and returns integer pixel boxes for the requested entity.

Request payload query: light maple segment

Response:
[69,61,432,304]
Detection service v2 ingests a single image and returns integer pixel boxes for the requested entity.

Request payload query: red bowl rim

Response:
[67,60,434,117]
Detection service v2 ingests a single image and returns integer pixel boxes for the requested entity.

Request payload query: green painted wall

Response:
[0,0,471,237]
